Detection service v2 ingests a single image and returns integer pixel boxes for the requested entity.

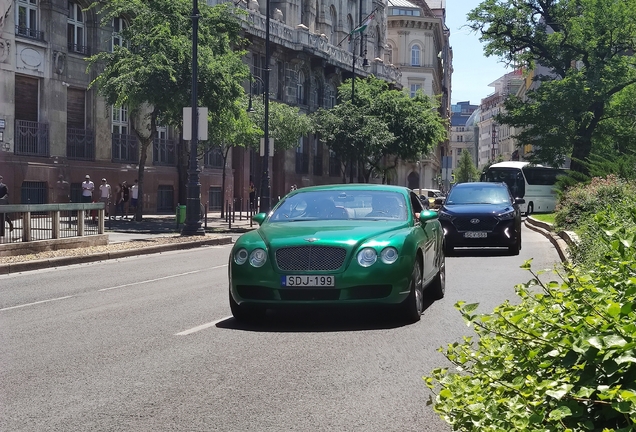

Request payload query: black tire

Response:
[400,258,424,323]
[229,292,265,323]
[426,253,445,300]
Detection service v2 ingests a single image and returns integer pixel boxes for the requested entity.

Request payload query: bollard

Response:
[225,200,229,222]
[228,205,232,229]
[232,200,236,223]
[239,198,242,221]
[250,205,253,228]
[204,203,208,229]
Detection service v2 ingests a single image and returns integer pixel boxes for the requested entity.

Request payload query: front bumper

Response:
[229,257,412,306]
[441,219,518,248]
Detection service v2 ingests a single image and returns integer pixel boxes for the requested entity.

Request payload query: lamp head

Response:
[362,58,370,70]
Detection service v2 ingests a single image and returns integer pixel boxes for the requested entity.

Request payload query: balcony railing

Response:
[153,138,177,166]
[329,157,341,177]
[15,25,44,41]
[15,120,49,157]
[313,155,323,176]
[68,44,90,55]
[295,152,309,174]
[67,128,95,160]
[112,133,138,163]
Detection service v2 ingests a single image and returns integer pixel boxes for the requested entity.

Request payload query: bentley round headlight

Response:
[249,248,267,268]
[357,247,377,267]
[380,247,399,264]
[234,248,249,265]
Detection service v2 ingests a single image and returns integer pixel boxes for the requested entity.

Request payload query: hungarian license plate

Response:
[282,275,335,287]
[464,231,487,238]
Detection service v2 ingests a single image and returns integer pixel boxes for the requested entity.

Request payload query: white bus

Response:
[480,161,566,215]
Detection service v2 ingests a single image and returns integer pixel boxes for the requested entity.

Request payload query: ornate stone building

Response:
[0,0,401,211]
[385,0,451,191]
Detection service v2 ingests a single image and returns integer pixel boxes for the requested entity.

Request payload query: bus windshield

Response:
[482,168,525,199]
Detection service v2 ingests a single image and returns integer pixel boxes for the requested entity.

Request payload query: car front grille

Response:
[452,216,499,231]
[275,246,347,271]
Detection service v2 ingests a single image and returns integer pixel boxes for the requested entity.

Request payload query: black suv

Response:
[437,182,524,255]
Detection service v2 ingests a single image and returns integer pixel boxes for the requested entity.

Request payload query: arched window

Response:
[411,44,421,66]
[347,14,354,52]
[68,2,87,54]
[375,25,382,58]
[326,83,336,108]
[314,0,320,32]
[329,6,337,45]
[111,17,127,52]
[16,0,42,40]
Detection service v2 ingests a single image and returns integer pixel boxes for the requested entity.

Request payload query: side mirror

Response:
[419,210,439,223]
[252,212,267,225]
[514,198,525,205]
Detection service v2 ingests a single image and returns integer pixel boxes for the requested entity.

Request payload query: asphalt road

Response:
[0,224,560,432]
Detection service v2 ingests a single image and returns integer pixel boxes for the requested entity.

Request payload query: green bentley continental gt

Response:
[229,184,446,323]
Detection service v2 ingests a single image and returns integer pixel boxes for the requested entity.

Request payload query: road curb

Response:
[524,217,571,263]
[0,236,233,275]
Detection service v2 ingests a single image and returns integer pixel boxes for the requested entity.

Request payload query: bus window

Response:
[483,168,525,199]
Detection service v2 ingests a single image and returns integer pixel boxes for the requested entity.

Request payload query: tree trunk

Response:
[131,110,157,222]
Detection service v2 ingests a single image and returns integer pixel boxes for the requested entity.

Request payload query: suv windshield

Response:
[446,185,511,205]
[269,190,408,221]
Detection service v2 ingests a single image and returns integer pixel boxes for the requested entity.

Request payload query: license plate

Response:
[282,275,335,287]
[464,231,487,238]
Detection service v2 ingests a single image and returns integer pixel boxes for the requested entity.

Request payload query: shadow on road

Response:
[216,303,437,333]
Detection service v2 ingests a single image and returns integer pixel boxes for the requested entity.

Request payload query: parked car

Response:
[437,182,524,255]
[413,188,445,209]
[229,184,446,323]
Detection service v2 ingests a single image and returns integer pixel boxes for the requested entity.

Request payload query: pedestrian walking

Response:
[249,178,256,210]
[129,179,139,216]
[55,174,70,203]
[0,175,14,239]
[121,181,130,219]
[113,182,124,220]
[99,178,112,217]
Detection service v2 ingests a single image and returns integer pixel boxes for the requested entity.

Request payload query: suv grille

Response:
[452,216,499,231]
[275,246,347,271]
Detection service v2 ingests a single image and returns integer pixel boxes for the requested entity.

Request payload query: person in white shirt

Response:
[99,178,112,217]
[129,179,139,215]
[81,175,95,203]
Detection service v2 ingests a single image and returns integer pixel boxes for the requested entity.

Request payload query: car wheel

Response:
[401,258,424,323]
[229,292,265,323]
[426,253,445,300]
[526,202,534,216]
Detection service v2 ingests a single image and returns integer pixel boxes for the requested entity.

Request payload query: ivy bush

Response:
[554,175,636,231]
[425,209,636,431]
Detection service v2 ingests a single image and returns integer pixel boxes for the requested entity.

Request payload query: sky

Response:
[445,0,509,105]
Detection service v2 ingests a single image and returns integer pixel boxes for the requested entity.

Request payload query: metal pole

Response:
[260,0,272,213]
[182,0,204,235]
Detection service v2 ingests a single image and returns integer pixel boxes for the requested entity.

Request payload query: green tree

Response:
[87,0,248,221]
[468,0,636,174]
[247,97,313,151]
[313,76,447,183]
[454,149,478,184]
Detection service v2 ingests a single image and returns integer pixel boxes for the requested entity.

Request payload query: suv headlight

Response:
[497,211,515,221]
[438,210,453,221]
[357,247,377,267]
[234,248,249,265]
[249,248,268,267]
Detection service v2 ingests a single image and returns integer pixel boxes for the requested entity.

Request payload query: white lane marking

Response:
[98,264,228,292]
[175,316,232,336]
[0,295,74,312]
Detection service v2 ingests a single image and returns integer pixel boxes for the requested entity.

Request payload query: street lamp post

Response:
[349,34,368,183]
[259,0,272,213]
[182,0,205,236]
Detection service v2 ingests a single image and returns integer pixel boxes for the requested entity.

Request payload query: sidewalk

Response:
[105,211,257,235]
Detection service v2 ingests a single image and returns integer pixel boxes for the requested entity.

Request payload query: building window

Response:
[411,44,421,66]
[21,181,47,204]
[325,84,336,108]
[16,0,43,40]
[111,17,127,51]
[204,147,224,168]
[329,6,337,45]
[157,186,174,212]
[112,106,128,135]
[297,71,305,105]
[153,126,176,165]
[409,84,422,98]
[68,2,88,55]
[208,187,223,211]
